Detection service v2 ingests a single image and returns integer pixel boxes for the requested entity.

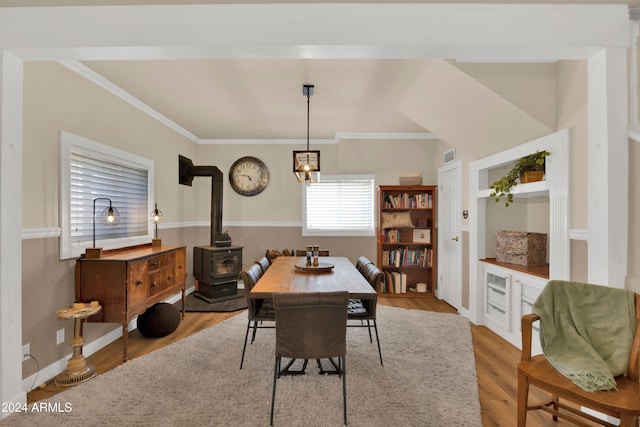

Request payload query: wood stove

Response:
[193,245,243,301]
[179,155,243,301]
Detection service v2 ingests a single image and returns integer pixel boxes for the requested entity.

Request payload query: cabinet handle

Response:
[167,275,173,281]
[150,262,158,267]
[451,236,459,242]
[136,280,144,286]
[151,281,156,287]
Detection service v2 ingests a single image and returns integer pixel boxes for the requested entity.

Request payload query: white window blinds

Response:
[60,131,154,259]
[302,175,375,236]
[70,151,149,243]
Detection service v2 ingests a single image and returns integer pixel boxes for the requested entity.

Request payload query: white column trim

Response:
[587,48,629,288]
[0,50,25,413]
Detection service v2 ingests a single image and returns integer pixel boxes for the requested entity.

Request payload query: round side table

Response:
[54,302,101,387]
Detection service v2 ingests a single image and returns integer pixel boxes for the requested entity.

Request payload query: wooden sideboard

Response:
[75,244,187,361]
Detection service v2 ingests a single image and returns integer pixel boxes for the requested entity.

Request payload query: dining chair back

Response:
[355,256,373,274]
[238,263,274,369]
[253,256,270,274]
[347,262,384,366]
[518,283,640,426]
[270,291,349,425]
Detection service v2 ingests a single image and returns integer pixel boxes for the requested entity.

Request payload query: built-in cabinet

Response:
[469,129,570,349]
[481,260,545,353]
[377,185,437,296]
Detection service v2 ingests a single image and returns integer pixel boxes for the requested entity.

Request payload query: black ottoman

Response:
[137,303,180,338]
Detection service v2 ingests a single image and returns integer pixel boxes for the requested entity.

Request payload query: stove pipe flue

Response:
[178,155,223,247]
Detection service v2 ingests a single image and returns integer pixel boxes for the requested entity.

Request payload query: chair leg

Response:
[372,320,383,367]
[342,356,347,425]
[251,321,259,344]
[239,320,252,369]
[270,357,280,425]
[517,371,529,427]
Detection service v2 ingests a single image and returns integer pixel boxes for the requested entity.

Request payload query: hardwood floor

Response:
[29,296,580,426]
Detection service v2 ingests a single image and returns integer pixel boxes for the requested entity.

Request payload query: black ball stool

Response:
[137,302,181,338]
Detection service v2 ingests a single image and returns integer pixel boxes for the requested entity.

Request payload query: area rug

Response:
[179,290,247,312]
[1,306,481,427]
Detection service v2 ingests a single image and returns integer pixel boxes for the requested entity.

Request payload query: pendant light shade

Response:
[293,84,320,183]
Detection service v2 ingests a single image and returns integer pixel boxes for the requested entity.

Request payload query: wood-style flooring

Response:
[28,295,580,426]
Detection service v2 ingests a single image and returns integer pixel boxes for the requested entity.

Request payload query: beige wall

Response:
[21,62,443,375]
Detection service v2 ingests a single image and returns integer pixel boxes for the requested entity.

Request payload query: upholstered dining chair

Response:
[347,262,384,366]
[518,281,640,426]
[253,256,271,274]
[294,249,330,256]
[355,255,373,274]
[238,263,274,369]
[270,291,349,426]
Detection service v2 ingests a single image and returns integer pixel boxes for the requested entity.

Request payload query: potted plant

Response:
[489,150,550,207]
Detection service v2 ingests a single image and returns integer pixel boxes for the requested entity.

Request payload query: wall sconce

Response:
[85,197,119,259]
[150,203,163,247]
[293,84,320,183]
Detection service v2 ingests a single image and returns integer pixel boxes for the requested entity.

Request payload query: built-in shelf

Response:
[480,258,549,280]
[477,180,548,199]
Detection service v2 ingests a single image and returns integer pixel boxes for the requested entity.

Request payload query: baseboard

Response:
[22,291,188,393]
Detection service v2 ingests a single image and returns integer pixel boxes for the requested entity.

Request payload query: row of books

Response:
[382,229,402,243]
[381,247,433,267]
[381,271,407,294]
[383,193,433,209]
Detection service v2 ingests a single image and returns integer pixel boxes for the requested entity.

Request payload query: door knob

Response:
[451,236,459,242]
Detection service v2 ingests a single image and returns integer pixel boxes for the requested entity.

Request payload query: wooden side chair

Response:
[347,262,384,366]
[518,287,640,426]
[238,263,274,369]
[270,291,349,426]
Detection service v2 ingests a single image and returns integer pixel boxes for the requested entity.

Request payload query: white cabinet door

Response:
[484,266,511,331]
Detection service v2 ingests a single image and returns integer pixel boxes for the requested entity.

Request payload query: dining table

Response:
[249,256,377,300]
[250,255,377,376]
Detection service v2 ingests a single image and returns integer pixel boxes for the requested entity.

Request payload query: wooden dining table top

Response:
[250,256,377,300]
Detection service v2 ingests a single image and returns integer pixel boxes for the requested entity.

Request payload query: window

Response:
[60,131,154,259]
[302,175,375,237]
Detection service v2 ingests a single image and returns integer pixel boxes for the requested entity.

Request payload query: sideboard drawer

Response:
[148,266,175,296]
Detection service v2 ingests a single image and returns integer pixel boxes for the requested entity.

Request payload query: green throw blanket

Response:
[532,280,636,392]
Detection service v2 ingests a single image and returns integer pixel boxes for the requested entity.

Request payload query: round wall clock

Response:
[229,156,270,196]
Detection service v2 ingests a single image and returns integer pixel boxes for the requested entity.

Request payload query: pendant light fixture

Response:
[293,84,320,183]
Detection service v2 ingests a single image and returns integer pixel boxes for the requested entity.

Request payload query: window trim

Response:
[301,174,375,237]
[59,131,154,260]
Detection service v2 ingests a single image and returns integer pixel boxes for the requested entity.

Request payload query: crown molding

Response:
[58,60,201,143]
[334,132,438,140]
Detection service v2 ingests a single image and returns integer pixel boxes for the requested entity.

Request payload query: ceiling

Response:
[79,58,438,141]
[7,1,637,142]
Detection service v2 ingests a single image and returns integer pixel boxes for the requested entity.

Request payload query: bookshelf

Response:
[377,185,437,297]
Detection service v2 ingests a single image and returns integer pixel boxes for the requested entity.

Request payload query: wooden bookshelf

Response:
[377,185,437,297]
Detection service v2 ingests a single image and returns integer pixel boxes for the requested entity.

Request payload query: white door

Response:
[438,160,462,310]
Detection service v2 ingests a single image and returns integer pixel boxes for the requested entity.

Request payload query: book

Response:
[400,272,407,293]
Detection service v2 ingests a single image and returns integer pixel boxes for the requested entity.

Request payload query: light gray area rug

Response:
[2,306,481,426]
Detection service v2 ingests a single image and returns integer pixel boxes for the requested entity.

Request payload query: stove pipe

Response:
[178,155,223,247]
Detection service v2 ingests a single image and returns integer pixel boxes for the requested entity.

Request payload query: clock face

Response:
[229,156,270,196]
